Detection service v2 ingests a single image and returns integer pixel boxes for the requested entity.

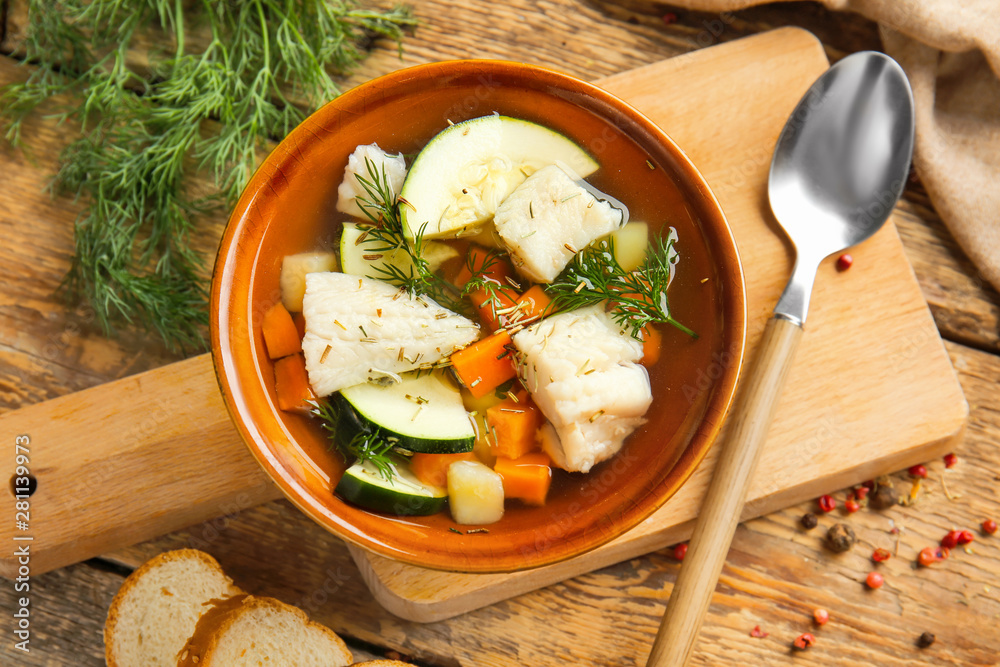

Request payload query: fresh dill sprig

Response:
[0,0,417,351]
[352,157,467,313]
[310,398,398,480]
[460,247,518,325]
[546,232,697,339]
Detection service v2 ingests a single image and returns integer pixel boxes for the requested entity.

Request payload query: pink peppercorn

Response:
[836,254,853,271]
[855,486,869,501]
[813,608,829,626]
[793,633,816,650]
[918,546,949,566]
[865,572,884,589]
[908,464,928,478]
[818,494,836,513]
[983,519,998,535]
[957,530,975,546]
[845,498,860,513]
[943,453,958,468]
[941,530,961,549]
[673,543,688,561]
[872,548,892,563]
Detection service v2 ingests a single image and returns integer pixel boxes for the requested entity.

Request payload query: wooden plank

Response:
[347,27,968,620]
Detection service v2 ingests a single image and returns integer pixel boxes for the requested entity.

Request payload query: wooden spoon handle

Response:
[646,315,803,666]
[0,354,281,578]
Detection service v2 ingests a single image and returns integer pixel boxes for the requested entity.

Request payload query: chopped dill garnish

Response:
[351,158,467,313]
[309,398,398,480]
[545,231,697,339]
[460,247,518,324]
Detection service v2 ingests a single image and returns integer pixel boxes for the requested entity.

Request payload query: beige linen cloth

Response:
[666,0,1000,294]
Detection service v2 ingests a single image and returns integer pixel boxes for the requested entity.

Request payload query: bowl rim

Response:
[211,58,747,573]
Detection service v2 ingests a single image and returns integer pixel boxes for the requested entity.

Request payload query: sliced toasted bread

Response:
[177,594,353,666]
[104,549,243,667]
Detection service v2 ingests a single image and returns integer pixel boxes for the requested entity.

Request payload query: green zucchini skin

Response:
[335,458,447,516]
[338,375,475,454]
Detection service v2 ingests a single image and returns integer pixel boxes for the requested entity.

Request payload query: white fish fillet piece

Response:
[494,164,625,283]
[512,305,651,473]
[302,273,479,397]
[336,143,407,219]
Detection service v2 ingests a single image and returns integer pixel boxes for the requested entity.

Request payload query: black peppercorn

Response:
[869,485,901,510]
[917,632,935,648]
[800,512,819,530]
[825,523,856,552]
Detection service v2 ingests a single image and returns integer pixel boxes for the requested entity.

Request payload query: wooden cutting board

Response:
[343,28,969,621]
[0,27,966,619]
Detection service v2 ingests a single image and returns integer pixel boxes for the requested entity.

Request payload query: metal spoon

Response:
[646,51,915,666]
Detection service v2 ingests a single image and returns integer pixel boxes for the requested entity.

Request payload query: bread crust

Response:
[176,594,353,666]
[104,549,241,667]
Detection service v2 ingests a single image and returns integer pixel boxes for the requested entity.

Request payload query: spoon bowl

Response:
[770,52,915,324]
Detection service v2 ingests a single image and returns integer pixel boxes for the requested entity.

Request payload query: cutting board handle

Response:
[0,353,281,578]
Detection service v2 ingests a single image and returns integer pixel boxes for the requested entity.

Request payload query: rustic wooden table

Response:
[2,1,998,665]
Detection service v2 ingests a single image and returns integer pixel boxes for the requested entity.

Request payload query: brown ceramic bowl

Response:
[211,60,746,573]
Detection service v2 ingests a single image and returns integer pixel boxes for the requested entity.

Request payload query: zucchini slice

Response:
[400,115,599,239]
[339,222,459,280]
[340,371,476,454]
[335,457,447,516]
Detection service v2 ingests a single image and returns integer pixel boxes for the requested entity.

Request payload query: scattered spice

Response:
[793,633,816,650]
[750,625,768,639]
[845,497,861,513]
[466,528,489,534]
[836,253,854,271]
[908,464,928,479]
[983,519,998,535]
[662,12,678,25]
[800,512,819,530]
[825,523,856,553]
[941,530,961,549]
[957,530,975,546]
[918,546,949,567]
[818,494,836,513]
[943,453,958,468]
[870,484,901,510]
[448,527,463,534]
[673,543,689,561]
[917,631,936,649]
[872,548,892,563]
[813,608,829,626]
[865,571,884,589]
[855,486,870,502]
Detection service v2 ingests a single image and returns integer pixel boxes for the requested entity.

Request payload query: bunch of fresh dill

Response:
[0,0,416,351]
